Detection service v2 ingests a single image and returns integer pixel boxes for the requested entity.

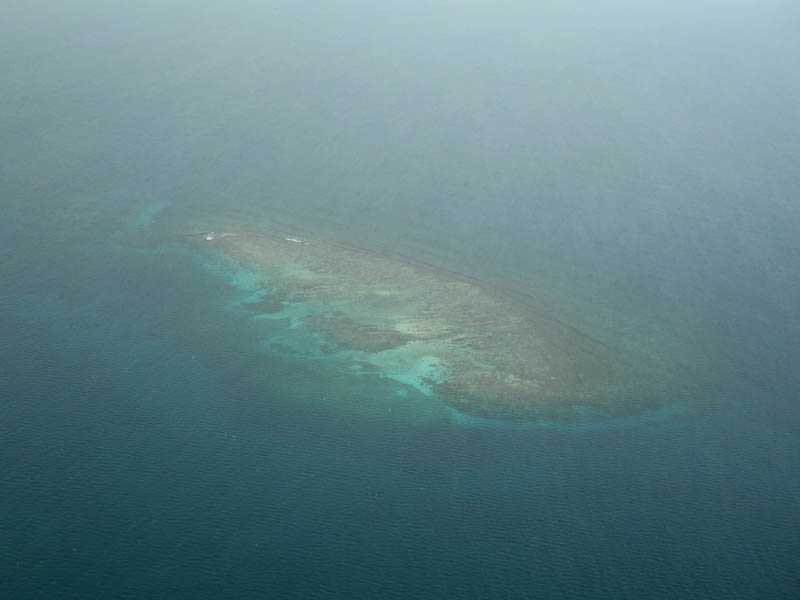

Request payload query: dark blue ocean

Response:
[2,1,799,598]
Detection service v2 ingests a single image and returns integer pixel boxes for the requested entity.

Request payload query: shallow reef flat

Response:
[192,226,676,423]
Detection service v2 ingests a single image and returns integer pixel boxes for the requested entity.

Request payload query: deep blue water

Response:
[2,1,800,598]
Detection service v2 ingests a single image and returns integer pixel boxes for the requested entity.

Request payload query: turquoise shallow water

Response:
[3,1,800,597]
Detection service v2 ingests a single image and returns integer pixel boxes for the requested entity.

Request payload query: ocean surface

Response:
[2,1,799,598]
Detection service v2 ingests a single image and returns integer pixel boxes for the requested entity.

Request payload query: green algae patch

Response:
[190,227,677,423]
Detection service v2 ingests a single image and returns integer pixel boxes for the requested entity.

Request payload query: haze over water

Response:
[2,1,799,598]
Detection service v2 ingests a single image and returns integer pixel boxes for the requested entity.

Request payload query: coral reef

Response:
[196,228,671,421]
